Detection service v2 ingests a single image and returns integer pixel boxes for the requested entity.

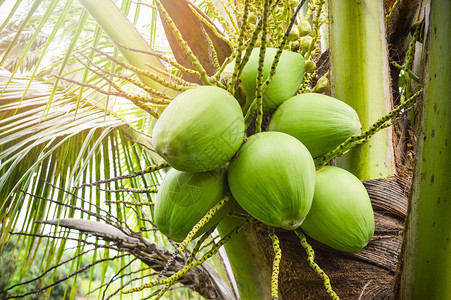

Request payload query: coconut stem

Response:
[177,194,230,253]
[154,194,231,283]
[52,75,161,118]
[305,0,326,60]
[262,0,307,96]
[103,199,156,205]
[317,89,422,166]
[298,70,317,93]
[229,0,256,95]
[145,63,197,87]
[121,218,248,296]
[73,54,171,107]
[153,0,212,85]
[385,0,401,27]
[202,0,236,41]
[243,99,257,133]
[98,187,158,195]
[186,226,217,265]
[233,0,281,83]
[268,227,281,300]
[91,47,196,92]
[77,51,173,100]
[255,0,272,133]
[74,163,169,188]
[116,42,201,78]
[205,32,222,71]
[187,4,234,51]
[211,50,238,83]
[295,230,339,300]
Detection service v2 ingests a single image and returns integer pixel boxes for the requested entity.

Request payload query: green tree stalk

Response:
[399,1,451,298]
[217,216,272,299]
[328,0,396,179]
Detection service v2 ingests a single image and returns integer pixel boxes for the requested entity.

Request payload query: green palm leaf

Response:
[0,0,236,298]
[0,68,169,298]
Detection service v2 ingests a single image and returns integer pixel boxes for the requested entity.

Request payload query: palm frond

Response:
[0,0,237,297]
[0,69,167,298]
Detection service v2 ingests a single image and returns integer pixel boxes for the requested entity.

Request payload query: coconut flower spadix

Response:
[154,167,231,242]
[226,48,305,113]
[268,93,361,159]
[299,166,375,253]
[152,86,245,172]
[228,132,316,230]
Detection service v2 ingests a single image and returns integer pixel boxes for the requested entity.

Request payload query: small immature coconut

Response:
[313,73,329,93]
[228,132,316,230]
[288,25,300,41]
[304,60,316,74]
[247,12,257,25]
[154,167,231,242]
[152,86,245,172]
[298,166,375,253]
[225,48,305,113]
[268,93,361,159]
[300,36,313,53]
[298,19,312,36]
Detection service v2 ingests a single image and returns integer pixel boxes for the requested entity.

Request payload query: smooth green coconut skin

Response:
[228,132,316,230]
[228,48,305,113]
[268,93,361,159]
[299,166,375,253]
[154,167,231,242]
[152,86,245,172]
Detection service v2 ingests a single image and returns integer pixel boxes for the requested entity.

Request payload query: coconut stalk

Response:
[217,216,272,299]
[328,0,396,180]
[398,1,451,298]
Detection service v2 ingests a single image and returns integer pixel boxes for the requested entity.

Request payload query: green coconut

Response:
[152,86,245,172]
[228,131,316,230]
[268,93,361,159]
[298,19,312,37]
[154,167,232,242]
[225,48,305,113]
[298,166,375,253]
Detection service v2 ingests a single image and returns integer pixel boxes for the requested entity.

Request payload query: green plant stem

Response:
[156,195,230,282]
[295,230,339,299]
[317,90,422,166]
[122,217,248,296]
[176,195,230,254]
[399,1,451,298]
[328,0,395,180]
[228,0,251,95]
[217,216,272,299]
[255,0,271,133]
[268,227,281,300]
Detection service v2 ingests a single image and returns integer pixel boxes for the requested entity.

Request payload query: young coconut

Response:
[228,132,316,230]
[298,166,375,253]
[298,19,312,37]
[154,167,232,242]
[152,86,245,172]
[268,93,361,159]
[225,48,305,113]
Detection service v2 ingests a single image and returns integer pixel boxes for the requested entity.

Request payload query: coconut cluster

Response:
[152,48,374,253]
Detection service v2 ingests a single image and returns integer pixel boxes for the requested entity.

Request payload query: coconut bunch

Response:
[151,48,374,254]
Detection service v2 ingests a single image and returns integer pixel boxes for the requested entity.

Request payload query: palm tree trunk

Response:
[398,1,451,298]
